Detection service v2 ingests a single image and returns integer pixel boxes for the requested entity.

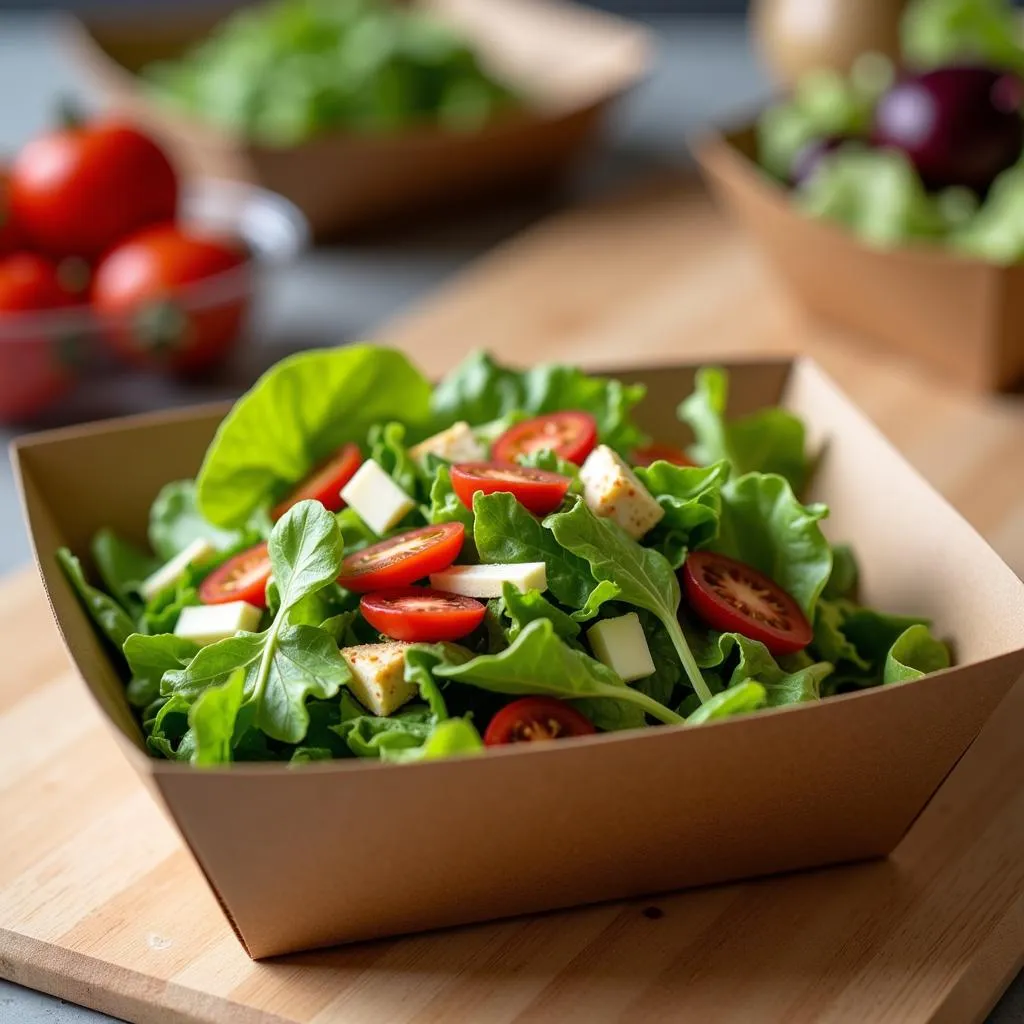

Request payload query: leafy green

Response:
[146,694,193,760]
[90,529,156,616]
[499,583,582,646]
[57,548,136,653]
[813,599,870,672]
[823,543,859,600]
[840,606,932,671]
[334,698,436,757]
[424,464,474,534]
[404,642,470,718]
[382,717,484,762]
[197,345,432,527]
[189,669,246,766]
[712,472,832,621]
[902,0,1024,72]
[435,618,684,725]
[517,448,583,492]
[635,459,728,568]
[149,479,258,560]
[163,501,351,743]
[953,166,1024,264]
[884,624,951,683]
[432,350,648,455]
[686,682,767,724]
[545,499,710,703]
[336,507,379,552]
[123,633,201,709]
[138,566,203,636]
[678,369,809,493]
[368,421,423,502]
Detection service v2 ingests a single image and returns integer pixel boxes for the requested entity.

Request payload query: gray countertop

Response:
[0,12,1020,1024]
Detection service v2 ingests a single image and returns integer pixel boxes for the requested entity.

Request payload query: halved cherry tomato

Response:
[492,411,597,466]
[199,542,272,608]
[338,522,464,593]
[450,462,571,517]
[360,587,485,643]
[273,443,362,520]
[632,443,693,468]
[484,696,597,746]
[682,551,812,656]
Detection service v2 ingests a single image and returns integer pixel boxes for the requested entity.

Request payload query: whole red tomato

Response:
[0,252,79,422]
[0,172,23,257]
[92,225,249,375]
[9,121,178,259]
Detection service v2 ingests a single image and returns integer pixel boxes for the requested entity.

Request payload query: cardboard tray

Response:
[696,125,1024,393]
[13,355,1024,960]
[65,0,650,239]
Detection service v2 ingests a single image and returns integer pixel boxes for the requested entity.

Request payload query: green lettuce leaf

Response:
[813,599,871,672]
[545,499,711,702]
[90,529,156,617]
[431,350,648,454]
[149,479,259,560]
[145,694,193,760]
[188,669,246,766]
[382,717,484,762]
[424,464,474,534]
[499,583,582,647]
[711,472,832,621]
[368,421,424,504]
[902,0,1024,72]
[435,618,684,725]
[823,543,859,600]
[635,459,729,568]
[332,694,435,757]
[884,624,951,684]
[686,681,767,724]
[678,368,809,493]
[57,548,136,654]
[123,632,201,708]
[197,345,432,527]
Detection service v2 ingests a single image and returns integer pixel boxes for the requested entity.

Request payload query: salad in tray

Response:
[59,345,950,765]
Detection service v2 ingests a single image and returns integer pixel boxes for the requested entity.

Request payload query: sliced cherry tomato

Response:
[10,120,177,259]
[484,696,597,746]
[338,522,464,593]
[450,461,571,517]
[632,443,693,468]
[492,411,597,466]
[360,587,485,643]
[199,542,272,608]
[92,224,249,376]
[273,443,362,521]
[682,551,812,656]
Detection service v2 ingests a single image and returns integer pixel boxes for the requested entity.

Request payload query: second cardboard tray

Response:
[14,353,1024,959]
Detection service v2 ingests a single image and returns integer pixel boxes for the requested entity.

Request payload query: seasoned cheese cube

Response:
[430,562,547,599]
[587,613,656,682]
[409,421,486,464]
[174,601,262,646]
[340,459,416,535]
[341,641,417,717]
[139,537,217,602]
[579,445,664,539]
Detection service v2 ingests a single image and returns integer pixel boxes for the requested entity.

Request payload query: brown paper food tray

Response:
[65,0,650,239]
[13,355,1024,960]
[696,125,1024,393]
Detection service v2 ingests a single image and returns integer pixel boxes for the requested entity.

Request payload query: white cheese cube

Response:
[139,537,217,602]
[340,459,416,535]
[579,445,664,539]
[341,642,417,717]
[409,421,486,464]
[174,601,262,646]
[587,613,656,682]
[430,562,547,599]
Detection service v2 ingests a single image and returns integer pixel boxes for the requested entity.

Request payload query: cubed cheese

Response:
[587,613,656,682]
[174,601,262,646]
[430,562,547,599]
[340,459,416,535]
[409,421,486,464]
[341,642,416,717]
[579,445,664,539]
[139,537,217,602]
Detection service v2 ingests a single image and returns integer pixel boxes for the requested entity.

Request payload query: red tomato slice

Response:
[492,411,597,465]
[198,542,271,608]
[484,696,597,746]
[272,443,362,520]
[682,551,812,656]
[338,522,464,593]
[360,587,485,643]
[632,443,693,468]
[450,461,571,517]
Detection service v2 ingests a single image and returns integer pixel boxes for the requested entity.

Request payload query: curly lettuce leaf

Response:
[711,472,832,621]
[499,583,582,647]
[431,350,648,455]
[150,479,261,561]
[382,717,484,762]
[884,624,951,683]
[197,345,432,527]
[678,369,809,493]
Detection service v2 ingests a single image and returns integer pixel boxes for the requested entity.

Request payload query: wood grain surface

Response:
[3,173,1024,1024]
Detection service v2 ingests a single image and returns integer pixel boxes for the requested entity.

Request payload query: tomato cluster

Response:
[0,118,250,422]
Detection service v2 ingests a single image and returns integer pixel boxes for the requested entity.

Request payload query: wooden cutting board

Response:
[3,173,1024,1024]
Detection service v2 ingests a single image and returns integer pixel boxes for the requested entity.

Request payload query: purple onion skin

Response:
[872,66,1024,193]
[790,135,851,186]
